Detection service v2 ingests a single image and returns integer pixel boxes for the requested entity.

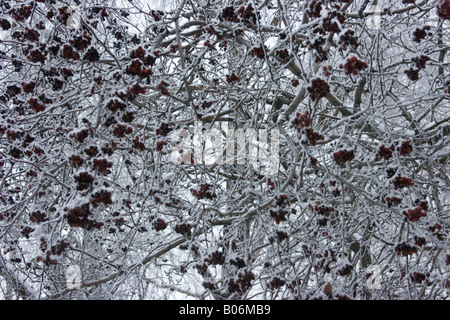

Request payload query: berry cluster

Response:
[377,144,394,160]
[221,6,239,23]
[338,264,353,276]
[252,45,266,59]
[106,99,126,112]
[227,269,255,295]
[395,242,418,256]
[428,223,444,241]
[392,175,414,189]
[126,59,152,77]
[384,196,402,207]
[229,257,246,269]
[414,236,427,246]
[341,56,367,76]
[268,277,286,290]
[133,136,145,151]
[112,123,132,138]
[311,204,335,216]
[0,18,11,30]
[157,81,171,96]
[74,172,94,191]
[91,189,112,208]
[237,4,258,25]
[37,239,70,266]
[202,282,217,291]
[60,44,80,60]
[174,223,192,237]
[403,206,427,222]
[405,55,430,81]
[156,140,167,152]
[27,49,46,64]
[398,140,413,155]
[276,49,289,60]
[291,111,312,129]
[83,47,100,62]
[152,218,168,231]
[410,272,427,284]
[303,128,324,146]
[84,146,98,157]
[437,0,450,20]
[29,211,48,223]
[156,123,171,137]
[190,183,217,200]
[65,203,103,230]
[308,78,330,101]
[92,158,113,175]
[315,249,337,273]
[10,5,33,22]
[307,0,323,18]
[204,250,225,265]
[308,37,328,62]
[339,29,359,51]
[28,98,46,112]
[269,208,289,224]
[333,149,355,165]
[413,26,431,43]
[226,72,240,84]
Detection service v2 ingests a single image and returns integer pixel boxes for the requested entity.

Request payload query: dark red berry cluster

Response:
[229,257,246,269]
[437,0,450,20]
[405,55,430,81]
[204,250,225,265]
[310,156,318,166]
[157,81,171,96]
[414,236,427,246]
[308,78,330,101]
[377,144,394,160]
[384,196,402,207]
[28,97,46,112]
[291,111,312,129]
[315,249,337,273]
[74,172,94,191]
[10,5,33,22]
[60,44,80,60]
[410,272,427,284]
[276,49,289,60]
[112,123,132,138]
[398,140,413,155]
[341,56,367,75]
[252,45,266,59]
[428,223,444,241]
[338,264,353,276]
[66,204,103,230]
[333,149,355,165]
[395,242,418,256]
[269,208,289,224]
[0,18,11,30]
[133,136,145,151]
[339,29,359,51]
[237,4,258,25]
[203,282,217,291]
[307,0,323,18]
[27,49,46,64]
[190,183,217,200]
[392,174,414,189]
[174,222,192,237]
[227,269,255,295]
[308,37,328,62]
[29,210,48,223]
[37,239,70,266]
[303,128,324,146]
[126,59,152,77]
[156,140,167,152]
[413,26,431,43]
[268,277,286,290]
[403,206,427,222]
[152,218,168,231]
[92,158,113,175]
[156,123,171,137]
[221,6,239,22]
[226,72,240,84]
[91,189,112,208]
